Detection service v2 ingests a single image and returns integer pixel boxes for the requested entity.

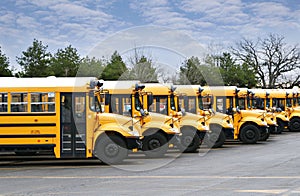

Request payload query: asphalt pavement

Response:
[1,132,300,195]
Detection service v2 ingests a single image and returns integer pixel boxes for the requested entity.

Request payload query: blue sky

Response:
[0,0,300,71]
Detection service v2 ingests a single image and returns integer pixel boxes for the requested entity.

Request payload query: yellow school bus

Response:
[195,86,234,147]
[100,81,181,158]
[236,88,273,141]
[247,88,289,134]
[0,77,142,164]
[237,88,277,140]
[144,84,207,153]
[205,86,268,144]
[280,88,300,132]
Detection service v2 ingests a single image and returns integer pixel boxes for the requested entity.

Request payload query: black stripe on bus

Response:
[0,113,56,116]
[0,123,56,127]
[0,134,56,138]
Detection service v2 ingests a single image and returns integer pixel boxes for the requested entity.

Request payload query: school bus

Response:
[281,88,300,132]
[237,88,277,140]
[100,81,181,157]
[144,84,207,153]
[0,77,142,164]
[236,88,273,141]
[174,85,233,148]
[195,86,234,147]
[205,86,268,144]
[247,88,289,134]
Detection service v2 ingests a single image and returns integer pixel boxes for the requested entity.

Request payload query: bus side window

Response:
[31,92,55,112]
[11,93,28,112]
[0,93,8,112]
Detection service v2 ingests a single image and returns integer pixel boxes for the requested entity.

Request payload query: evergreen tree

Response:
[101,51,127,80]
[0,46,13,77]
[50,45,81,77]
[16,39,52,77]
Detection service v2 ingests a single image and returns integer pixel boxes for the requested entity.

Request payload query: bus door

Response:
[60,93,86,158]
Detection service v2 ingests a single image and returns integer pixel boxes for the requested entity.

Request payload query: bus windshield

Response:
[272,98,285,110]
[236,97,246,110]
[286,98,292,108]
[198,95,212,110]
[89,91,102,112]
[252,97,265,110]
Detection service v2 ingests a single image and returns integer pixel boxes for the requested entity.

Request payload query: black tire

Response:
[94,134,128,165]
[142,132,168,158]
[259,131,270,141]
[179,128,200,153]
[274,119,285,134]
[289,118,300,132]
[213,130,226,148]
[203,125,225,148]
[239,124,260,144]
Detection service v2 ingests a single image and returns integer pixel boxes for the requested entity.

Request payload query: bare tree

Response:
[232,34,300,88]
[121,47,158,82]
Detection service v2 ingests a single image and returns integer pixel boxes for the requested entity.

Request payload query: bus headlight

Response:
[169,127,180,134]
[261,121,267,126]
[129,129,140,137]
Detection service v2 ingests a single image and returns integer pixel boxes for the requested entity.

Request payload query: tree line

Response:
[1,34,299,88]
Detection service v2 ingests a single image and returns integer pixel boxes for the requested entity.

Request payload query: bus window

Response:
[148,98,156,112]
[266,98,270,108]
[157,96,168,115]
[226,97,234,114]
[293,98,297,107]
[31,92,55,112]
[286,98,292,107]
[237,98,246,110]
[178,96,184,110]
[110,96,120,114]
[122,97,131,116]
[253,97,265,110]
[200,96,211,110]
[11,93,28,112]
[187,97,196,113]
[0,93,7,112]
[216,97,225,113]
[273,98,285,110]
[75,96,85,118]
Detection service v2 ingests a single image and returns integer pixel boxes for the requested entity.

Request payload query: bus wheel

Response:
[289,118,300,132]
[203,125,225,148]
[142,132,168,158]
[94,135,128,165]
[179,129,200,153]
[259,131,270,141]
[240,124,260,144]
[275,119,285,134]
[212,130,226,148]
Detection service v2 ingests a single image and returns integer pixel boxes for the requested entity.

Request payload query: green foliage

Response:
[16,39,52,77]
[101,51,128,80]
[0,46,13,77]
[50,45,81,77]
[121,55,158,82]
[179,56,223,85]
[219,52,257,88]
[179,57,203,85]
[77,56,105,78]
